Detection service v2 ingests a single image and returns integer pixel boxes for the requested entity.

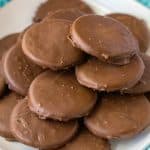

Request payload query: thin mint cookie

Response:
[33,0,93,22]
[124,54,150,94]
[108,13,150,52]
[29,70,97,121]
[10,100,78,149]
[22,19,85,70]
[58,129,110,150]
[0,33,19,77]
[0,92,21,139]
[2,42,43,96]
[0,34,19,96]
[70,15,139,65]
[85,94,150,139]
[43,8,84,22]
[0,33,19,60]
[76,55,144,92]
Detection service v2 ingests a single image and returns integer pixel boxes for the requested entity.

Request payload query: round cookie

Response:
[22,19,85,70]
[0,33,19,61]
[107,13,150,52]
[76,55,144,92]
[2,42,43,96]
[0,34,19,96]
[124,54,150,94]
[70,15,139,65]
[59,129,110,150]
[44,8,84,22]
[29,70,97,121]
[0,92,21,139]
[33,0,93,22]
[10,100,78,149]
[85,94,150,139]
[0,33,19,78]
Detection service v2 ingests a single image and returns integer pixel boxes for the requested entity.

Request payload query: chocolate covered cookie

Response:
[0,92,21,139]
[22,19,85,70]
[10,100,78,149]
[33,0,93,22]
[76,55,144,92]
[0,34,19,96]
[124,54,150,94]
[70,15,139,65]
[44,8,84,22]
[0,33,19,79]
[29,70,97,121]
[2,42,43,96]
[0,33,19,61]
[59,129,110,150]
[108,13,150,52]
[85,94,150,139]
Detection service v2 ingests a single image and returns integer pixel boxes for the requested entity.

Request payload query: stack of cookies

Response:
[0,0,150,149]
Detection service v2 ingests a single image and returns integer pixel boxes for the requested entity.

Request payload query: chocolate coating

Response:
[2,42,43,96]
[59,129,110,150]
[108,13,150,52]
[70,15,139,65]
[85,94,150,139]
[0,92,21,139]
[0,34,19,96]
[22,19,85,70]
[76,55,144,92]
[33,0,93,22]
[124,54,150,94]
[44,8,84,22]
[0,33,19,61]
[10,100,78,149]
[29,70,97,121]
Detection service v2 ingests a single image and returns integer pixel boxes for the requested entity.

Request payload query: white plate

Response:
[0,0,150,150]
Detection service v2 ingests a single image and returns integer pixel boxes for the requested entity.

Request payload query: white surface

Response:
[92,0,150,26]
[0,0,150,150]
